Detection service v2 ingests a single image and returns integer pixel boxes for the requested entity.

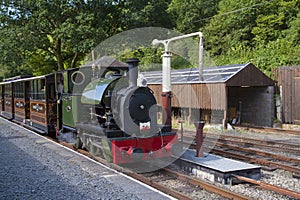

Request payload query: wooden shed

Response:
[274,66,300,124]
[142,63,275,128]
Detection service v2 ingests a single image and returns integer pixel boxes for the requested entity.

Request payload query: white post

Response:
[199,35,204,81]
[162,51,172,93]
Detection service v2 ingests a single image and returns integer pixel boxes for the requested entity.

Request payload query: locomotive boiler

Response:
[74,58,179,164]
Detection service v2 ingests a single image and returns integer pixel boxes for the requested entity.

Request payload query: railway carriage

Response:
[24,74,58,136]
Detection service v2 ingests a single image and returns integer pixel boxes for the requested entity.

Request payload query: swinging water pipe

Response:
[152,32,204,127]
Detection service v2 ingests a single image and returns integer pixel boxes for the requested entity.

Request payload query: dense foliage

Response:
[0,0,299,78]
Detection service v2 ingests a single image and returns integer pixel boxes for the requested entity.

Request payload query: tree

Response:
[168,0,220,33]
[123,0,174,29]
[204,0,265,55]
[252,0,300,45]
[285,11,300,45]
[0,0,123,75]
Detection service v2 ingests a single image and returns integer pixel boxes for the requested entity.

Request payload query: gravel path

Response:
[0,118,173,200]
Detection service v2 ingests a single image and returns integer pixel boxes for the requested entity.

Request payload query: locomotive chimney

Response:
[126,58,139,87]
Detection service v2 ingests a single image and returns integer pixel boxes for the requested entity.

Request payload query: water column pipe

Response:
[152,32,203,127]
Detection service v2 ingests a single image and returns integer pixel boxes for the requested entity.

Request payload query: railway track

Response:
[208,132,300,149]
[182,131,300,174]
[233,125,300,136]
[54,139,249,200]
[179,130,300,199]
[55,138,300,200]
[3,117,300,199]
[232,175,300,199]
[207,133,300,154]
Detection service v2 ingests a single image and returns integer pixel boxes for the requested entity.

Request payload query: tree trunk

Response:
[55,39,64,71]
[70,52,79,69]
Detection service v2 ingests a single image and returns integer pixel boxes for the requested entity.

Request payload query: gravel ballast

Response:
[0,118,173,200]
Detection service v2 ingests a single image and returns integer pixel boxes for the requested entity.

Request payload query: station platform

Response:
[175,149,261,185]
[0,118,174,200]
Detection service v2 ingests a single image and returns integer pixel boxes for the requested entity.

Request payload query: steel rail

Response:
[232,175,300,199]
[183,131,300,149]
[162,168,250,200]
[204,135,300,155]
[233,125,300,136]
[207,133,300,149]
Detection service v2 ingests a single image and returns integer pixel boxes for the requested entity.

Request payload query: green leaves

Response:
[202,0,300,74]
[0,0,300,78]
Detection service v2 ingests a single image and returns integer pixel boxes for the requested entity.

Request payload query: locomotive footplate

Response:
[75,122,178,165]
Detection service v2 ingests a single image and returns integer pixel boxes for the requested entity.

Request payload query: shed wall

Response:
[276,67,300,123]
[148,83,226,110]
[228,86,274,127]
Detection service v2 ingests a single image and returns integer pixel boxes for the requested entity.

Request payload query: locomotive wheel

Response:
[89,142,100,156]
[101,138,112,163]
[74,136,83,149]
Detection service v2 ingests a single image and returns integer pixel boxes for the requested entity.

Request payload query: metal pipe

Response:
[126,58,139,87]
[162,51,172,92]
[194,121,205,157]
[152,32,203,51]
[162,91,172,126]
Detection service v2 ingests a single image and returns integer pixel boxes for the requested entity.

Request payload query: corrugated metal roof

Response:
[141,63,249,84]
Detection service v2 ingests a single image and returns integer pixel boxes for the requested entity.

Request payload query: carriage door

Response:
[3,83,13,119]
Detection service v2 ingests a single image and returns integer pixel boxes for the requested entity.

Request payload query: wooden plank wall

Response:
[276,67,300,123]
[148,83,226,110]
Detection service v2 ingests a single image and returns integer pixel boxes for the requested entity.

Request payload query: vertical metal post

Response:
[199,35,204,81]
[194,121,205,157]
[162,51,172,126]
[178,119,185,150]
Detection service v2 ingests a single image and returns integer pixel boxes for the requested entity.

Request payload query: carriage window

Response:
[30,79,46,100]
[14,82,25,98]
[48,83,56,100]
[4,84,12,98]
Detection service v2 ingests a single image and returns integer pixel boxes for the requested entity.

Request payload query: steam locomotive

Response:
[0,56,179,165]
